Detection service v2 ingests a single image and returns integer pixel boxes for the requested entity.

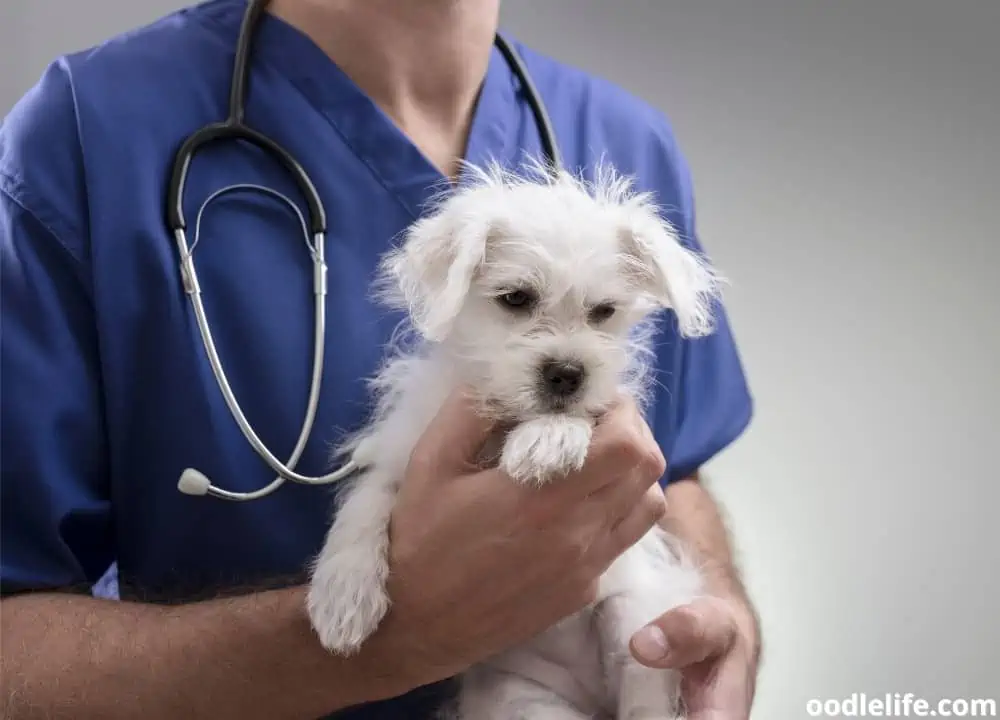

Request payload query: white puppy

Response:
[306,160,723,719]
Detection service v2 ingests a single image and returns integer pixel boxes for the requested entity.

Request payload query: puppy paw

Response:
[617,662,685,720]
[500,416,593,486]
[306,544,391,655]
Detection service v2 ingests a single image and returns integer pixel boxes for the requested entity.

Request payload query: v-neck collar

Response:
[200,0,519,221]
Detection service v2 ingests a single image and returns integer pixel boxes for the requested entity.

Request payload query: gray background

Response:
[3,1,998,717]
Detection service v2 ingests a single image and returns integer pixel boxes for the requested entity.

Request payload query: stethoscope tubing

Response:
[167,0,559,501]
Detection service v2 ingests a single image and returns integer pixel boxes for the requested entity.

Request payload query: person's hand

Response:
[374,388,668,688]
[629,595,760,720]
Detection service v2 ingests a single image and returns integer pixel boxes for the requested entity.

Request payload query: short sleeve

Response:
[1,62,114,596]
[656,294,754,484]
[641,124,754,485]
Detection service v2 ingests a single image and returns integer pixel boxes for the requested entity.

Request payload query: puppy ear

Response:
[619,213,723,337]
[380,209,491,341]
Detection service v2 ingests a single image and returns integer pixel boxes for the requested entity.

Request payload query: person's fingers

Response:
[593,483,666,564]
[577,401,667,520]
[629,597,738,669]
[560,397,665,501]
[408,387,497,479]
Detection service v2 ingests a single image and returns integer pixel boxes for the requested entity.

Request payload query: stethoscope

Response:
[166,0,562,502]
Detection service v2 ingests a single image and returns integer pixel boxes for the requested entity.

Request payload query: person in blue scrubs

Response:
[1,1,759,718]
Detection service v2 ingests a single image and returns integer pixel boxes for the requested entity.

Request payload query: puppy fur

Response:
[306,160,723,719]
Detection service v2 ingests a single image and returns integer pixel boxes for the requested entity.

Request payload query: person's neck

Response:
[268,0,500,177]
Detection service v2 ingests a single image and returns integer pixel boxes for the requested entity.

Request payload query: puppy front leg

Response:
[596,593,684,720]
[500,415,593,486]
[595,536,702,720]
[454,667,597,720]
[306,466,398,655]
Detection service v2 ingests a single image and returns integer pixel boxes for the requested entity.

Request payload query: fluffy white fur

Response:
[306,160,723,719]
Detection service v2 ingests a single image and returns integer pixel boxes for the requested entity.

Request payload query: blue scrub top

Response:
[1,0,753,716]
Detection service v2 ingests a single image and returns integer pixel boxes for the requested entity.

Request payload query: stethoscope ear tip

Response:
[178,468,212,496]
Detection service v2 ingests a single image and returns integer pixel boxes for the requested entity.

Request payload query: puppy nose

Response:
[541,360,585,397]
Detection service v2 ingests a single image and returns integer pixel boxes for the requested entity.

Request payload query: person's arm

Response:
[661,474,760,651]
[1,586,422,720]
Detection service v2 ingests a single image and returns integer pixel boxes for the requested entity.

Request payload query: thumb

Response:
[410,386,497,477]
[630,597,737,669]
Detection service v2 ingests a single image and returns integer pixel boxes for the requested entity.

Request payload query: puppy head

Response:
[377,161,723,421]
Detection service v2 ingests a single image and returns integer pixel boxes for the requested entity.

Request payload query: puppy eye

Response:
[588,303,617,323]
[496,289,536,312]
